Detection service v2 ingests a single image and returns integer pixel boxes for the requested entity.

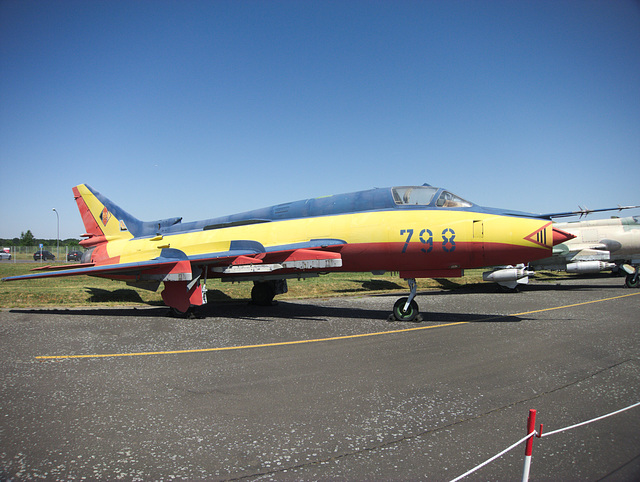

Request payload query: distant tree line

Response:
[0,230,81,247]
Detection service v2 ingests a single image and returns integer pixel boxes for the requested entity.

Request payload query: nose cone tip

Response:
[552,228,576,246]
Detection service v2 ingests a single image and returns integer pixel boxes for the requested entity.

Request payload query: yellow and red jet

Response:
[3,183,575,320]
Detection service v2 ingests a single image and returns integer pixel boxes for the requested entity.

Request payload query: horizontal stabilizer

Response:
[1,257,190,282]
[2,242,273,283]
[29,262,96,272]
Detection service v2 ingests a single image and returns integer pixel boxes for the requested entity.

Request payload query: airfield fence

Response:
[450,401,640,481]
[1,245,83,262]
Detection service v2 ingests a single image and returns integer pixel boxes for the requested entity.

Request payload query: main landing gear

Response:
[389,278,423,322]
[251,279,288,305]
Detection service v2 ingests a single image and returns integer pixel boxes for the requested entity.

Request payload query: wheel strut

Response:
[404,278,417,311]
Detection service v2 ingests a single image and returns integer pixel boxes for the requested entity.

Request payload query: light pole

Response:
[52,208,59,262]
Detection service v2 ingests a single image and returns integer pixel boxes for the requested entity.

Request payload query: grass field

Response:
[0,262,496,309]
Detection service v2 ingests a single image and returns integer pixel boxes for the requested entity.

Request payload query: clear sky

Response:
[1,0,639,240]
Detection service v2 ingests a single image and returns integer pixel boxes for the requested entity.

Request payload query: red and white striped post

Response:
[522,409,537,482]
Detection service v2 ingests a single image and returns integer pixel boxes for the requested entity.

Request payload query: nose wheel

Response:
[625,267,639,288]
[389,278,423,322]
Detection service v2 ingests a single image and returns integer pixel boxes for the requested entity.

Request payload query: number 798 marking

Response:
[401,227,454,253]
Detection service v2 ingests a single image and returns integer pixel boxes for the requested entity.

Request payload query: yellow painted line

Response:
[512,292,640,316]
[35,291,640,360]
[35,322,470,359]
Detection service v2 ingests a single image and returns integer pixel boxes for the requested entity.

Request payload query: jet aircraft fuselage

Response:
[3,184,574,320]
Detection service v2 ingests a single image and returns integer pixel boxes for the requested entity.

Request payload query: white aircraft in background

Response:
[484,214,640,290]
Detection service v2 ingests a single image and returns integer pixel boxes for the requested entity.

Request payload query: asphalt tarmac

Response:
[1,276,639,480]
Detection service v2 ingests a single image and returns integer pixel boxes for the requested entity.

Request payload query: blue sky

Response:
[1,0,639,240]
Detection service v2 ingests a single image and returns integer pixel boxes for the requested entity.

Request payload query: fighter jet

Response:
[484,215,640,289]
[3,183,577,320]
[532,216,640,287]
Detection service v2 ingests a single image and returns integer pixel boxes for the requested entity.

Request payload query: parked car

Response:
[67,250,83,262]
[0,251,11,260]
[33,250,55,261]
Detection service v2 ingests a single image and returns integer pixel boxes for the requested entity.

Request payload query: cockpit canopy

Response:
[392,186,472,208]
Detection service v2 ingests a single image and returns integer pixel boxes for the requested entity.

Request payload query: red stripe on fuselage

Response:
[336,241,550,273]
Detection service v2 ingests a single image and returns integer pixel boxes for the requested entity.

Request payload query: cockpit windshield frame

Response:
[392,186,439,205]
[434,190,473,208]
[392,186,473,208]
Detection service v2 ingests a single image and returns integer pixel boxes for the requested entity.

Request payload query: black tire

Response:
[392,297,419,322]
[625,272,640,289]
[251,282,276,306]
[169,306,192,318]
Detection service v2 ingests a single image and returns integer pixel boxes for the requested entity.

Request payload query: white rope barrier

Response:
[540,401,640,438]
[449,431,536,482]
[449,401,640,482]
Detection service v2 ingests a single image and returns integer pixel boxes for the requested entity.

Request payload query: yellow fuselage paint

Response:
[77,183,552,273]
[98,209,552,272]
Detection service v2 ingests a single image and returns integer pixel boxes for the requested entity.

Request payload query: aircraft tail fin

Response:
[73,184,140,247]
[73,184,184,247]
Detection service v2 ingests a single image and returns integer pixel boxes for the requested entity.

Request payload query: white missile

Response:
[483,265,535,289]
[566,261,616,273]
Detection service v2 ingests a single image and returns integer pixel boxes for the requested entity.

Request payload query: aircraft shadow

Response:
[10,306,170,318]
[9,297,523,324]
[385,279,626,296]
[334,279,406,294]
[202,301,523,324]
[519,283,626,292]
[86,287,145,303]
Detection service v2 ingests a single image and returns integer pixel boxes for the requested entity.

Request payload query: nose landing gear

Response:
[625,267,639,288]
[389,278,423,322]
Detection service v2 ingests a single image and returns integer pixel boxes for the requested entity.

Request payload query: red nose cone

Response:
[552,228,576,246]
